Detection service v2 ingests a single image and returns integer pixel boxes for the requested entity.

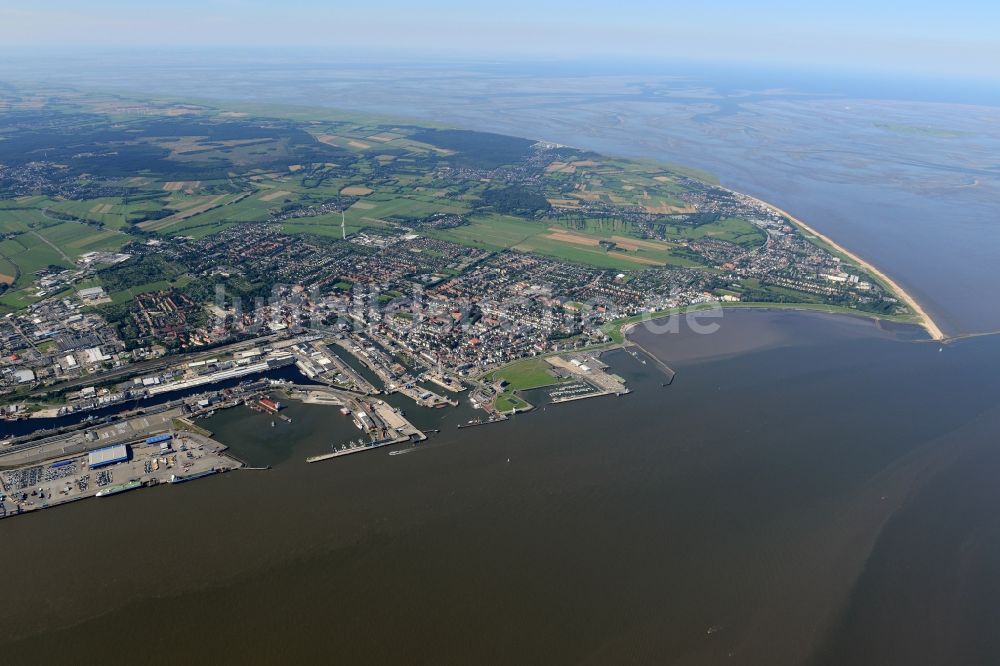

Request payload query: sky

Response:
[1,0,998,79]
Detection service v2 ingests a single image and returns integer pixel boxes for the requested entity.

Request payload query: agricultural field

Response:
[657,216,765,248]
[0,89,731,269]
[425,214,705,269]
[1,86,888,327]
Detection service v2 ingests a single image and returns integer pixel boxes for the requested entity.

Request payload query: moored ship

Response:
[169,469,217,484]
[95,480,143,497]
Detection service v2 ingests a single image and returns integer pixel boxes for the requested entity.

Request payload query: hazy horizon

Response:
[2,1,999,81]
[2,49,999,110]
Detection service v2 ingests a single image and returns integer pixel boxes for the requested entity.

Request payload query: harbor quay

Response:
[278,384,427,464]
[0,373,432,517]
[0,430,242,520]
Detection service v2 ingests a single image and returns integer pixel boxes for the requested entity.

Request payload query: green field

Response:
[0,255,18,281]
[485,357,563,391]
[0,93,742,279]
[107,275,194,304]
[46,199,132,231]
[494,392,530,413]
[425,214,704,269]
[38,221,126,255]
[0,235,68,283]
[659,216,765,248]
[483,356,568,413]
[0,207,51,231]
[0,213,129,310]
[424,214,541,249]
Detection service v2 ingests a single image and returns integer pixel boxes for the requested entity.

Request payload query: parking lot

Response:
[0,431,242,519]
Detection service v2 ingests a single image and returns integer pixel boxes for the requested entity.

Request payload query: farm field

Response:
[426,214,705,269]
[0,91,741,278]
[0,87,871,324]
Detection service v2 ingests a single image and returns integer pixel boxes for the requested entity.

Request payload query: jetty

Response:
[306,435,412,463]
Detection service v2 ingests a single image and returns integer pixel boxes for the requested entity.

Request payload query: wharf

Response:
[456,416,508,429]
[549,390,626,404]
[306,436,410,463]
[0,430,242,520]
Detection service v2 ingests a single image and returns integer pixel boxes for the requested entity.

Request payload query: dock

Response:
[0,430,242,520]
[306,436,410,463]
[456,416,508,429]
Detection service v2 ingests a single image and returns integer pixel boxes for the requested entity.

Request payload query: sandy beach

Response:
[740,192,946,341]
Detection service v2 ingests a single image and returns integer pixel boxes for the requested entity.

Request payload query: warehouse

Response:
[88,444,129,469]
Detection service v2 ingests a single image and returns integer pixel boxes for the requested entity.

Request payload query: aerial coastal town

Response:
[0,87,915,517]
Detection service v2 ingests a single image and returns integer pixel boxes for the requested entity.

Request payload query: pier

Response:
[306,436,410,463]
[456,416,508,429]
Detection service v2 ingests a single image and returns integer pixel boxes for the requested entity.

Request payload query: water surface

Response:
[2,310,998,664]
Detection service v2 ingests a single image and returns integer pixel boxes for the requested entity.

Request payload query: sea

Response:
[1,57,999,664]
[1,310,998,664]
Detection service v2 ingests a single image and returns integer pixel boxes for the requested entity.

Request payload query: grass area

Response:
[0,207,51,231]
[424,214,540,250]
[345,196,469,224]
[483,357,563,391]
[0,254,17,281]
[659,216,765,248]
[425,214,704,269]
[38,221,126,255]
[0,234,69,288]
[107,275,193,304]
[517,233,698,269]
[495,392,529,413]
[0,215,128,296]
[0,284,72,311]
[47,198,131,231]
[481,356,573,413]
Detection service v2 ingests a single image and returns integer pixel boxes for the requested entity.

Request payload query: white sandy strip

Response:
[742,192,945,340]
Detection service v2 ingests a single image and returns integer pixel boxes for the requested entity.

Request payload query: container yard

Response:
[0,431,242,519]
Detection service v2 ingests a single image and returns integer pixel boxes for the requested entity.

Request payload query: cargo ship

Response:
[169,469,217,484]
[95,480,143,497]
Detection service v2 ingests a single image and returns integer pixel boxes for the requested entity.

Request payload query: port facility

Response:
[87,444,129,469]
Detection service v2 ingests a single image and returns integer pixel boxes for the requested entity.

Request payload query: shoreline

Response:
[738,192,946,341]
[618,302,923,339]
[527,133,947,343]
